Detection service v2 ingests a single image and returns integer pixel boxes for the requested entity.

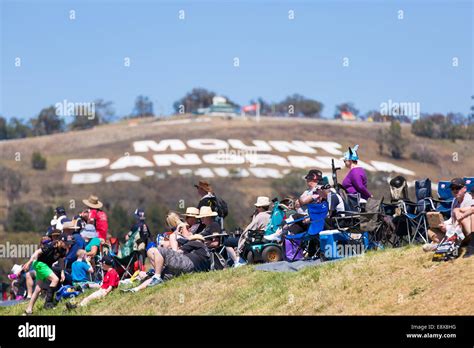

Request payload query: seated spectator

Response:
[8,264,32,300]
[224,196,271,267]
[63,220,86,270]
[425,178,474,251]
[124,234,211,292]
[162,212,192,251]
[181,207,204,234]
[50,206,68,232]
[67,254,119,308]
[316,184,346,228]
[197,207,221,237]
[298,169,324,211]
[71,249,93,285]
[81,224,101,260]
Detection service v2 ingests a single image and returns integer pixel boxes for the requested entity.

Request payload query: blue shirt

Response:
[65,234,86,268]
[71,260,91,283]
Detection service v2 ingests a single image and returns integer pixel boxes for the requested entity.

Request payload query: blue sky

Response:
[0,0,472,120]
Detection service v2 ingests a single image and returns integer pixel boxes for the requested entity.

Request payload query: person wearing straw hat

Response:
[220,196,271,268]
[181,207,204,234]
[196,206,221,237]
[124,234,211,292]
[341,145,372,201]
[82,195,109,242]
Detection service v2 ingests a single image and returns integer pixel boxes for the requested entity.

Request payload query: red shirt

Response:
[101,268,119,289]
[89,209,108,240]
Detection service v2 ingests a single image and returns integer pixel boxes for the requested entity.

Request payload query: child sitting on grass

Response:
[71,249,94,286]
[67,254,119,309]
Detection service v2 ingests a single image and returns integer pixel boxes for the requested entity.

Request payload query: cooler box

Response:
[320,230,369,260]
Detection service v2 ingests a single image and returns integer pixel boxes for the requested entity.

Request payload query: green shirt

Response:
[85,238,101,252]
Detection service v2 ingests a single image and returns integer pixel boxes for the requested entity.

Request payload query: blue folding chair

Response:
[284,202,328,261]
[464,177,474,194]
[434,181,453,218]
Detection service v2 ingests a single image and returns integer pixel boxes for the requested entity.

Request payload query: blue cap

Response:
[343,144,359,161]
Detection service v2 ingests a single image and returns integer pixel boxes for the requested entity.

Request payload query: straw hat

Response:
[203,232,228,239]
[182,207,200,217]
[62,219,81,231]
[82,195,103,209]
[188,234,205,242]
[194,181,212,193]
[254,196,270,207]
[197,206,218,218]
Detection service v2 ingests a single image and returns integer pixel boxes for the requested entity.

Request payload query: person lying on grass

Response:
[122,234,211,292]
[66,254,119,309]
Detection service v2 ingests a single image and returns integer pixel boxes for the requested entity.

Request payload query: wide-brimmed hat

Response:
[203,232,228,239]
[62,219,81,231]
[188,234,205,241]
[82,195,103,209]
[254,196,270,207]
[182,207,200,217]
[80,224,98,239]
[197,206,218,218]
[194,181,212,192]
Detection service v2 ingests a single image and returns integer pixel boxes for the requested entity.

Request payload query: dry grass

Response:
[2,245,473,316]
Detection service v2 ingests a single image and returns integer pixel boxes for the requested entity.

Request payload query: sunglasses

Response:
[451,186,463,192]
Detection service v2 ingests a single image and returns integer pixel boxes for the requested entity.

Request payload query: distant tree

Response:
[31,106,64,136]
[249,97,273,115]
[334,102,359,119]
[276,94,323,118]
[31,152,47,170]
[0,116,7,140]
[7,118,32,139]
[109,204,133,239]
[7,206,34,232]
[386,120,408,159]
[70,99,115,130]
[132,95,154,118]
[173,88,216,114]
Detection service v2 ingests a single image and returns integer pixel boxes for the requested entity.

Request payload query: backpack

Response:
[211,196,229,218]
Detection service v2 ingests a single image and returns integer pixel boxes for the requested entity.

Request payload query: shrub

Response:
[410,145,439,165]
[31,152,47,170]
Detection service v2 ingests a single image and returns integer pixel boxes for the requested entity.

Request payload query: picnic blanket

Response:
[254,259,331,272]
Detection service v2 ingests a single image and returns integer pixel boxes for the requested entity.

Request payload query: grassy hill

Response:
[1,115,473,233]
[1,245,473,316]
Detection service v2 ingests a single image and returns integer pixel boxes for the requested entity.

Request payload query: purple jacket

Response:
[341,167,372,200]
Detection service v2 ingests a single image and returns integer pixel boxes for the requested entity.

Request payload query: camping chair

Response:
[357,198,395,249]
[396,199,429,244]
[464,177,474,194]
[284,202,328,261]
[203,232,229,269]
[415,178,436,213]
[109,229,145,280]
[389,176,409,202]
[433,181,453,218]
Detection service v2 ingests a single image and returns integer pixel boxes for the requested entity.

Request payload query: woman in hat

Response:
[196,206,221,237]
[341,145,372,201]
[181,207,204,234]
[82,195,109,242]
[81,224,101,260]
[226,197,271,267]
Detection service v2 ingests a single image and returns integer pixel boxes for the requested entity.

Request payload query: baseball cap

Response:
[100,254,114,266]
[449,178,465,189]
[304,169,323,181]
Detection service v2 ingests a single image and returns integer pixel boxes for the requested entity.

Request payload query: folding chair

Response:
[434,181,453,218]
[415,178,436,213]
[284,202,328,261]
[389,176,409,202]
[464,177,474,194]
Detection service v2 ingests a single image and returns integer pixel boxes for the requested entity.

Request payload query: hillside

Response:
[1,245,473,315]
[1,115,473,234]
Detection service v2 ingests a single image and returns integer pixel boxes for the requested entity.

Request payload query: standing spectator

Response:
[82,195,108,242]
[341,145,372,201]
